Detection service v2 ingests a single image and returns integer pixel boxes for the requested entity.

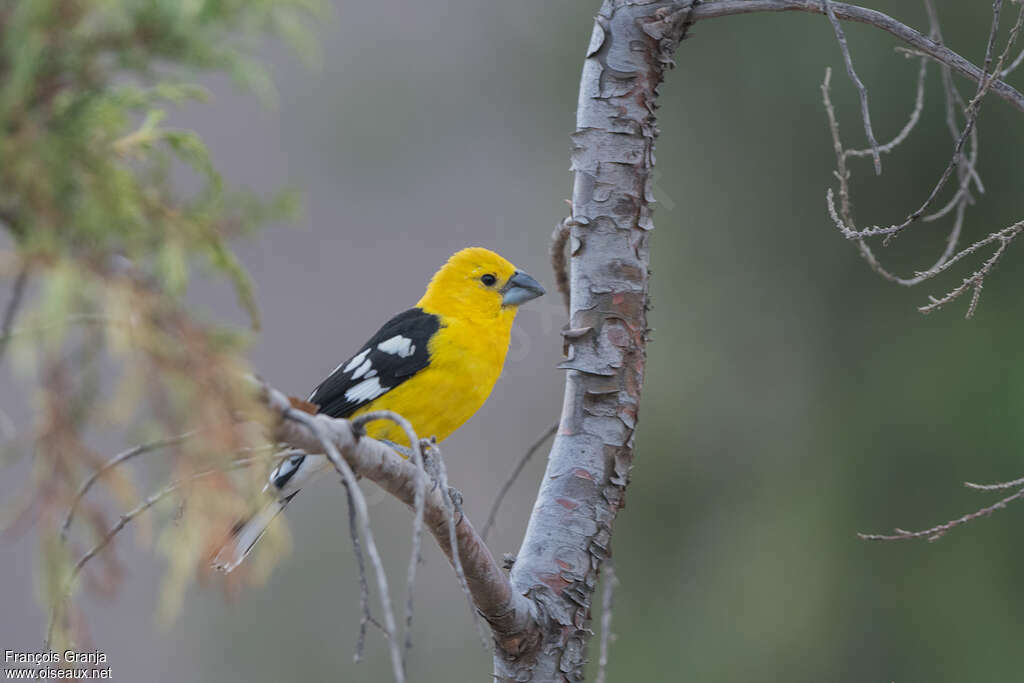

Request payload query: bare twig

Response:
[819,2,976,292]
[59,431,199,542]
[916,227,1021,317]
[904,1,984,228]
[342,478,380,662]
[551,220,572,314]
[594,559,619,683]
[982,1,1006,78]
[916,1,1005,222]
[1002,45,1024,77]
[822,0,881,173]
[285,407,405,683]
[964,475,1024,491]
[845,53,927,159]
[0,262,29,362]
[826,184,1022,316]
[859,486,1024,542]
[822,31,1024,319]
[692,1,1024,114]
[431,441,491,650]
[840,1,1023,244]
[350,410,426,667]
[46,455,267,649]
[481,422,558,542]
[926,0,985,197]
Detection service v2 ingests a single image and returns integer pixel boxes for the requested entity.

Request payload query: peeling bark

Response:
[493,2,694,680]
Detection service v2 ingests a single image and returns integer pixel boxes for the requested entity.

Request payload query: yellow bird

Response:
[214,247,545,571]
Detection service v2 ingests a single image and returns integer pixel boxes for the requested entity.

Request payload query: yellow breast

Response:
[349,310,516,447]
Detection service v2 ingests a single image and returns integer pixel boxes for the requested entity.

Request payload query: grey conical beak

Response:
[501,270,545,306]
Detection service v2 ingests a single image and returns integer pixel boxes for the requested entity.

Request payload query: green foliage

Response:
[0,0,324,650]
[0,0,320,322]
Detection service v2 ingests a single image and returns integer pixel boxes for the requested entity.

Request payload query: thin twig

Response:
[46,455,266,649]
[826,186,1023,316]
[842,0,1023,243]
[859,486,1024,542]
[60,431,199,542]
[288,408,405,683]
[917,229,1019,317]
[481,422,558,542]
[822,2,970,289]
[594,559,619,683]
[918,0,987,223]
[821,44,1024,318]
[342,478,383,662]
[927,0,985,197]
[431,442,491,650]
[350,410,426,667]
[0,262,29,362]
[822,0,881,173]
[845,53,927,159]
[551,220,572,314]
[965,474,1024,491]
[690,1,1024,114]
[1002,45,1024,77]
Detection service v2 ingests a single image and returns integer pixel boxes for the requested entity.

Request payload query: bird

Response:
[213,246,545,572]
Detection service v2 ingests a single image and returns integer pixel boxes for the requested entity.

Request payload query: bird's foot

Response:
[446,486,464,523]
[418,438,442,491]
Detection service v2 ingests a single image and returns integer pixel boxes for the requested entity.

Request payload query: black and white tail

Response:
[212,452,328,573]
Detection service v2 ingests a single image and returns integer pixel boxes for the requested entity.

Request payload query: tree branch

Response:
[259,383,539,656]
[495,1,695,678]
[822,0,882,173]
[859,484,1024,542]
[817,0,1024,317]
[59,431,199,542]
[284,404,405,683]
[47,454,270,649]
[845,50,927,159]
[692,0,1024,114]
[349,410,429,666]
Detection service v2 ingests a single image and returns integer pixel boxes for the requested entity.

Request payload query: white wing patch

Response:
[344,377,387,403]
[377,335,415,358]
[343,348,371,373]
[351,358,372,379]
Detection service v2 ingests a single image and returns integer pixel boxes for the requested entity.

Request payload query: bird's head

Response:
[417,247,545,320]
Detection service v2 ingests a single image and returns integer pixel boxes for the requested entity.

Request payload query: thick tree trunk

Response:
[493,2,694,680]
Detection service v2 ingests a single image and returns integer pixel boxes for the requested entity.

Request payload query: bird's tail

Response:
[212,492,297,573]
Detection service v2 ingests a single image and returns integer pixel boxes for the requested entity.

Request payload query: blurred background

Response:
[3,0,1024,680]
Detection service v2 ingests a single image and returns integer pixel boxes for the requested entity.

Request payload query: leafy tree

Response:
[0,0,322,649]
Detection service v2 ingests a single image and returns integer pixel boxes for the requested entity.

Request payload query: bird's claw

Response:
[418,440,442,491]
[447,486,464,520]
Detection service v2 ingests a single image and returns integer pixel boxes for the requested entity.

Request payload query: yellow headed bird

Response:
[214,247,545,571]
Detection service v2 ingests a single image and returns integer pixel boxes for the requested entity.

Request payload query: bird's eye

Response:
[481,274,497,287]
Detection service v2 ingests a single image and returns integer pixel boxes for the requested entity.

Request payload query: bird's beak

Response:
[501,270,545,307]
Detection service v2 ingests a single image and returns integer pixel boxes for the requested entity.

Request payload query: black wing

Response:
[308,307,441,418]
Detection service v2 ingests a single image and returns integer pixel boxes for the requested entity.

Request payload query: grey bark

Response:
[492,2,694,680]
